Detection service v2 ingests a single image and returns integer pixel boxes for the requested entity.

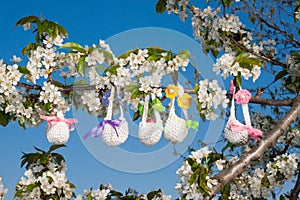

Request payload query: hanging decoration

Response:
[40,112,78,145]
[164,84,191,144]
[138,94,163,146]
[84,86,129,146]
[224,80,262,145]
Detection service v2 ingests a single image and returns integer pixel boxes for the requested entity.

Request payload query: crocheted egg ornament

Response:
[46,121,70,145]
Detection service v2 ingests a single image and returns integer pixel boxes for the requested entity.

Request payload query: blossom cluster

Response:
[15,161,75,200]
[197,79,229,120]
[175,147,219,199]
[278,128,300,147]
[0,58,36,125]
[251,112,275,133]
[25,35,78,84]
[85,46,189,113]
[213,53,261,82]
[0,177,8,200]
[166,2,265,82]
[0,34,80,127]
[81,90,103,115]
[282,54,300,93]
[76,185,172,200]
[229,153,299,199]
[75,185,111,200]
[39,81,69,113]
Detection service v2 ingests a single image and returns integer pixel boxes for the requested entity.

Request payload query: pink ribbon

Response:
[230,80,235,94]
[40,115,78,131]
[230,122,262,141]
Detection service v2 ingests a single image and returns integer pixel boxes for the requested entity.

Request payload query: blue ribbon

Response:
[83,119,122,140]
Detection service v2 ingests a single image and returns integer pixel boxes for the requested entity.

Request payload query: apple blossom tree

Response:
[0,0,299,199]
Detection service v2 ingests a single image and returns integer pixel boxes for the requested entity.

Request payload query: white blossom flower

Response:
[215,159,226,171]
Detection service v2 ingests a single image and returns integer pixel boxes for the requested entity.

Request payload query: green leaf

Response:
[177,50,190,60]
[152,98,165,112]
[98,49,114,61]
[14,188,24,198]
[14,15,40,29]
[193,83,199,93]
[18,66,30,75]
[147,190,160,199]
[34,146,45,153]
[22,42,39,56]
[138,103,144,116]
[147,55,161,61]
[77,56,87,77]
[60,42,86,53]
[109,190,123,197]
[124,83,138,92]
[242,57,262,66]
[105,65,118,75]
[48,144,66,153]
[224,0,233,7]
[95,65,106,72]
[20,156,28,168]
[131,89,143,99]
[280,194,286,200]
[0,111,10,127]
[51,153,65,165]
[211,49,220,58]
[26,183,37,193]
[118,48,139,59]
[274,70,288,82]
[236,72,242,86]
[235,53,250,62]
[133,111,140,121]
[190,168,200,184]
[156,0,167,13]
[53,80,64,87]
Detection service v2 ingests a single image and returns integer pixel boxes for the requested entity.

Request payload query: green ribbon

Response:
[186,120,199,130]
[152,98,165,112]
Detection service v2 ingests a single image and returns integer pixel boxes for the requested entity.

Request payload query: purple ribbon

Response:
[83,119,122,140]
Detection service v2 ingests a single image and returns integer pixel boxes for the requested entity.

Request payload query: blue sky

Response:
[0,0,233,199]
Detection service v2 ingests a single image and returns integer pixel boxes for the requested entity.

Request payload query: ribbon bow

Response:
[186,120,199,130]
[83,119,122,140]
[230,122,263,141]
[40,115,78,131]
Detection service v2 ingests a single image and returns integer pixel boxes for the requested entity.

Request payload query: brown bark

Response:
[290,168,300,200]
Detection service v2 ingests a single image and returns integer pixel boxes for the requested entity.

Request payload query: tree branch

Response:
[18,81,294,107]
[229,37,288,68]
[249,96,294,107]
[205,96,300,200]
[290,168,300,200]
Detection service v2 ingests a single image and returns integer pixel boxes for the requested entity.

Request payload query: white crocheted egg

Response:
[164,112,188,144]
[46,122,70,144]
[102,118,129,146]
[138,121,163,146]
[224,120,249,145]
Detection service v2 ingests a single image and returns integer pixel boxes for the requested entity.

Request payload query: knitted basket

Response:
[224,89,249,145]
[164,98,188,144]
[138,95,163,146]
[102,86,129,146]
[46,121,70,145]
